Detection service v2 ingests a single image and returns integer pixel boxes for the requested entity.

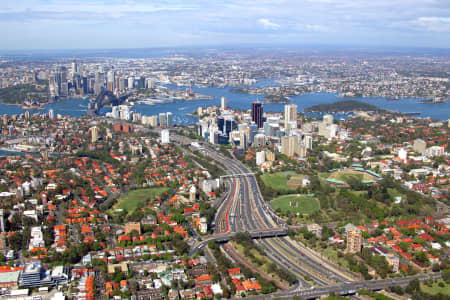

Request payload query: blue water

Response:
[0,84,449,125]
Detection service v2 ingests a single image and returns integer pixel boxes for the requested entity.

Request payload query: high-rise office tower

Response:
[82,77,88,95]
[107,71,115,92]
[284,104,297,124]
[217,117,225,133]
[71,58,78,77]
[281,135,299,157]
[166,112,173,127]
[119,78,126,91]
[128,77,134,90]
[304,135,313,150]
[221,96,226,110]
[252,102,263,128]
[48,109,55,119]
[159,113,167,127]
[56,66,67,96]
[225,119,236,136]
[249,124,258,143]
[138,76,145,89]
[239,131,247,150]
[147,78,155,89]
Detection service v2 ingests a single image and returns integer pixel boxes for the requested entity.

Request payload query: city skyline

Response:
[1,0,450,50]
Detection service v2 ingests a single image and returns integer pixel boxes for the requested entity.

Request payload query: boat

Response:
[21,105,44,110]
[386,97,399,101]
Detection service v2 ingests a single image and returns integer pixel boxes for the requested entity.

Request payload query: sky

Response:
[1,0,449,50]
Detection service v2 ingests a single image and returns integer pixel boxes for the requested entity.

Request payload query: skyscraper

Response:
[90,126,99,143]
[138,76,145,89]
[128,77,134,90]
[71,58,78,77]
[56,66,67,97]
[225,119,236,136]
[161,129,170,144]
[281,135,299,157]
[159,113,167,127]
[221,96,226,110]
[249,124,258,143]
[252,102,263,128]
[107,71,115,92]
[304,135,313,150]
[166,112,173,127]
[217,117,225,133]
[48,109,55,119]
[82,77,88,95]
[284,104,297,124]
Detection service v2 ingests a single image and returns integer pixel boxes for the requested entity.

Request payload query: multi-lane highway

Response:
[245,272,442,299]
[197,144,356,288]
[169,133,437,299]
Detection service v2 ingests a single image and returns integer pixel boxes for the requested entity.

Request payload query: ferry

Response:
[21,104,44,110]
[136,98,175,105]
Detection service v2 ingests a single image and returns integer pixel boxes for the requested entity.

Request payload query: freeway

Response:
[194,144,357,288]
[244,272,442,299]
[169,132,433,299]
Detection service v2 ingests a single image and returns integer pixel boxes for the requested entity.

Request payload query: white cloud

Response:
[416,17,450,32]
[296,24,329,32]
[258,18,280,30]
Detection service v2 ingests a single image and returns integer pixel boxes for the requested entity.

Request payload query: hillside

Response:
[304,100,384,113]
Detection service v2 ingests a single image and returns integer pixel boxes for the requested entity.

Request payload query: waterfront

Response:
[0,84,449,125]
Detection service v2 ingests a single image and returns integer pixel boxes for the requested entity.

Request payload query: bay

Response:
[0,84,449,125]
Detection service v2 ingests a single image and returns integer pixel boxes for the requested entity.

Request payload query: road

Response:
[244,272,442,299]
[198,144,355,287]
[168,131,436,299]
[170,132,357,286]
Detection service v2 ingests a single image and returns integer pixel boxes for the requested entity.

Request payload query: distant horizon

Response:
[1,44,449,58]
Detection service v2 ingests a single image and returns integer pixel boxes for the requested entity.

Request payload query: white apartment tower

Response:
[161,129,170,144]
[221,96,227,110]
[284,104,297,124]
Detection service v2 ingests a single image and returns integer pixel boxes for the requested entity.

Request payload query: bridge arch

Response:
[88,90,129,116]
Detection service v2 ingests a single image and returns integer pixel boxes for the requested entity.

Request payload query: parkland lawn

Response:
[261,171,305,192]
[421,281,450,296]
[327,170,373,183]
[270,194,320,215]
[113,187,169,213]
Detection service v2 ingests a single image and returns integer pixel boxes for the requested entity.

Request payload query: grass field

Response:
[328,170,373,183]
[260,171,298,192]
[421,281,450,296]
[270,194,320,215]
[113,187,169,213]
[287,174,307,188]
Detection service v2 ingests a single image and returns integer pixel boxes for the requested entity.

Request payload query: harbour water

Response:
[0,84,449,125]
